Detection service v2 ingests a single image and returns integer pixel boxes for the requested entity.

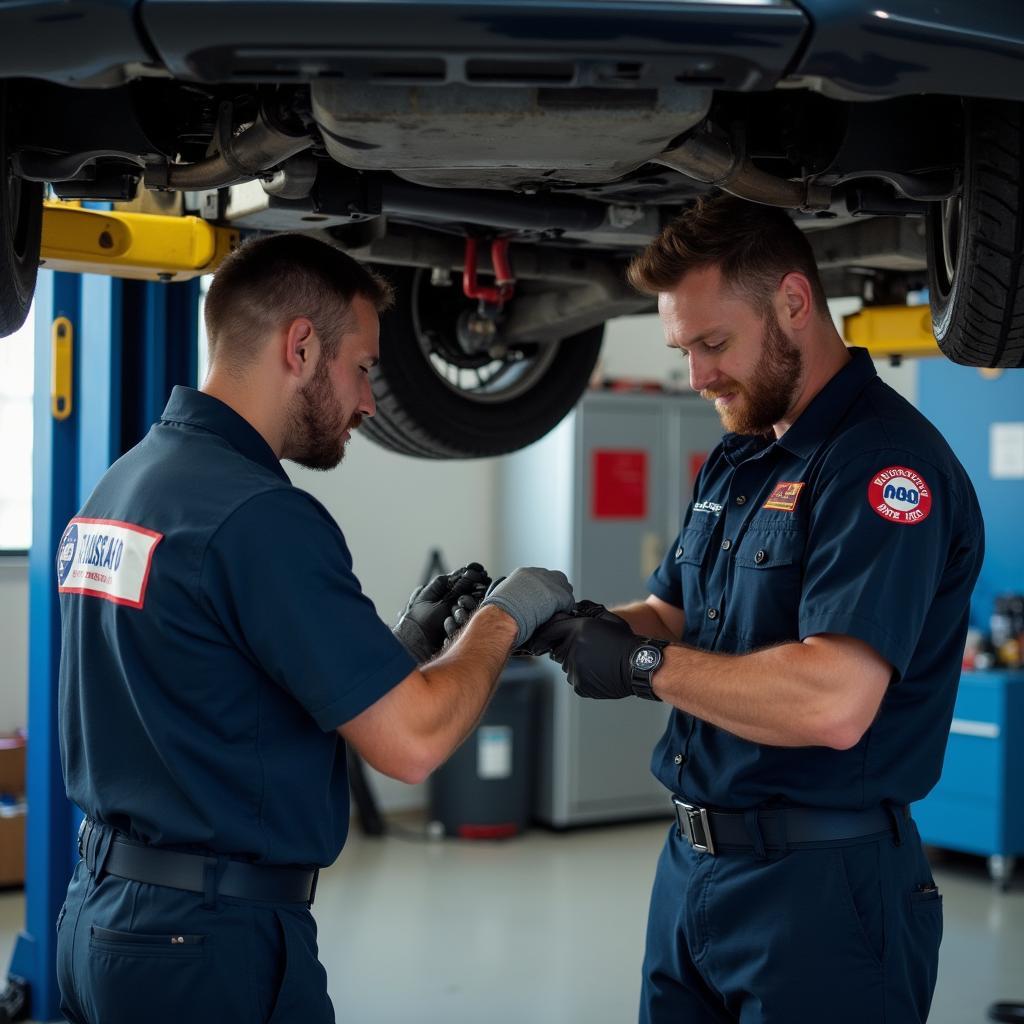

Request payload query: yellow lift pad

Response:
[843,304,941,359]
[40,202,239,281]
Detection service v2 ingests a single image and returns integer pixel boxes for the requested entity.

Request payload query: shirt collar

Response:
[774,346,878,459]
[160,386,289,482]
[721,431,773,466]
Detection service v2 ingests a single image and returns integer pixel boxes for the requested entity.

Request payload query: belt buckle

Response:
[673,799,716,856]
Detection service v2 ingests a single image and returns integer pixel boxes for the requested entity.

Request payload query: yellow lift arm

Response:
[843,304,942,359]
[40,201,239,281]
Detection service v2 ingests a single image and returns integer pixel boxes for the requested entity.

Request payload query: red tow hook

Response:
[462,237,515,306]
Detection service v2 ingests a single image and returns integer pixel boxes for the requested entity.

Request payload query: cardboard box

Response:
[0,813,25,887]
[0,737,25,798]
[0,737,26,887]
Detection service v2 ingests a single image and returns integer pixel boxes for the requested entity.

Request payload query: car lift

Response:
[0,201,942,1021]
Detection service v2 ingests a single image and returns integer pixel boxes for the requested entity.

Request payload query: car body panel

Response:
[792,0,1024,101]
[138,0,808,90]
[0,0,150,86]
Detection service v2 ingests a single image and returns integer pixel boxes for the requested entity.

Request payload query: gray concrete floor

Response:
[2,819,1021,1022]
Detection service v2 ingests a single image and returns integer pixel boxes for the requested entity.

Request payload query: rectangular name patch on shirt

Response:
[763,481,805,513]
[56,517,163,609]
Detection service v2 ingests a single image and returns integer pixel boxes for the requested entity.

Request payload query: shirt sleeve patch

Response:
[57,517,163,609]
[763,481,805,512]
[867,466,933,525]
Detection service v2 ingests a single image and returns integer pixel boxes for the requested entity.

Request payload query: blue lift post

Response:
[6,272,200,1022]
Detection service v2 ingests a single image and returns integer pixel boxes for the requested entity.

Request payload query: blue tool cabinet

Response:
[913,670,1024,888]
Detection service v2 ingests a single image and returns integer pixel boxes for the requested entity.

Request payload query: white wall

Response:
[0,560,28,733]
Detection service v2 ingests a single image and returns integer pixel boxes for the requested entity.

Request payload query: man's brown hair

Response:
[204,233,393,368]
[627,194,829,317]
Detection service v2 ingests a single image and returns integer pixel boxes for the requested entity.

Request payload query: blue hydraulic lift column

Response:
[8,270,84,1023]
[8,272,201,1022]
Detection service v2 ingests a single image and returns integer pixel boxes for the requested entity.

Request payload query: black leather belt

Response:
[79,819,318,905]
[672,797,904,856]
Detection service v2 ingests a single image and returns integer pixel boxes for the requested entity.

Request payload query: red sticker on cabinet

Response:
[592,450,648,519]
[689,452,708,485]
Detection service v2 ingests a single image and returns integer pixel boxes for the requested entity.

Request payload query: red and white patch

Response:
[867,466,933,525]
[56,517,163,609]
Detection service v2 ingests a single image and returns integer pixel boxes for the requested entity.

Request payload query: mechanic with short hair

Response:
[526,194,984,1023]
[54,233,574,1024]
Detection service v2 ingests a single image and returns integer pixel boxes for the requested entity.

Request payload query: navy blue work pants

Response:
[56,858,335,1024]
[640,818,943,1023]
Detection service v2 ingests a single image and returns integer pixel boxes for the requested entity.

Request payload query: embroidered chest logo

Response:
[867,466,933,525]
[763,481,805,512]
[56,517,164,608]
[692,499,724,516]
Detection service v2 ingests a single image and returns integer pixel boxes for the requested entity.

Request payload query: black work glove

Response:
[392,562,491,664]
[523,600,649,700]
[443,592,480,640]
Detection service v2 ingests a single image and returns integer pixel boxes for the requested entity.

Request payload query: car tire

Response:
[361,266,604,459]
[928,99,1024,368]
[0,86,43,338]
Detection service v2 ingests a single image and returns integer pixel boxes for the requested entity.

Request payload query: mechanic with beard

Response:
[54,233,574,1024]
[523,195,984,1023]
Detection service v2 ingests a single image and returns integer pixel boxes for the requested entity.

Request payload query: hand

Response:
[443,592,480,641]
[392,563,491,663]
[525,600,646,699]
[479,567,574,648]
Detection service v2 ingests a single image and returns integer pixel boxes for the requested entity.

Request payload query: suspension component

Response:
[462,237,515,306]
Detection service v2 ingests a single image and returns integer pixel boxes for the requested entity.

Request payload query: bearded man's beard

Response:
[285,356,360,471]
[703,310,803,435]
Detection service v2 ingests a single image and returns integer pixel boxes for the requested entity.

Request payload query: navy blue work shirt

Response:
[647,347,984,811]
[57,386,414,867]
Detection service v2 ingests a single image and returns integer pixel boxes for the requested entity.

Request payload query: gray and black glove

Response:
[479,567,575,648]
[392,562,491,663]
[524,600,662,700]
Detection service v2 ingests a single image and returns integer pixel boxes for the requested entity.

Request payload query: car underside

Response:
[2,1,1023,457]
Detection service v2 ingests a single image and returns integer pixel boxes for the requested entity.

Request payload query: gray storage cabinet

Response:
[499,390,723,827]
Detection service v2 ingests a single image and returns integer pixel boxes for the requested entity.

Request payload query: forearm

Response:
[414,605,518,766]
[611,600,679,641]
[653,640,875,749]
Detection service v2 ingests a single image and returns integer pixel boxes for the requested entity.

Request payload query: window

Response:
[0,308,35,552]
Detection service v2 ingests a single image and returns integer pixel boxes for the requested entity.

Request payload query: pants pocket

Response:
[835,845,886,969]
[266,910,334,1024]
[83,924,221,1024]
[90,926,206,956]
[907,885,943,1008]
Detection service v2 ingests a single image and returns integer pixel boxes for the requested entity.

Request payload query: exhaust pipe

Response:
[654,129,831,212]
[147,101,313,191]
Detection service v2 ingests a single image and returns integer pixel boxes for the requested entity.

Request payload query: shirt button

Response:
[676,546,683,558]
[707,608,718,620]
[721,539,732,551]
[673,754,684,765]
[735,495,747,506]
[754,549,767,564]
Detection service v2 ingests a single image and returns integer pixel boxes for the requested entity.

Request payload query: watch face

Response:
[632,645,663,673]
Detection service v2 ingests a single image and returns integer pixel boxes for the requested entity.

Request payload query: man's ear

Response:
[777,272,815,331]
[283,318,317,379]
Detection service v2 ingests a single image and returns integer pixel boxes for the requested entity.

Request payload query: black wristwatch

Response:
[629,639,668,701]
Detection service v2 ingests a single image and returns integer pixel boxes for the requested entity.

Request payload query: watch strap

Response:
[629,638,668,701]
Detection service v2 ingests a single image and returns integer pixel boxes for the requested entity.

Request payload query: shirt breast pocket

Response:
[675,525,715,622]
[733,528,806,642]
[676,525,715,569]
